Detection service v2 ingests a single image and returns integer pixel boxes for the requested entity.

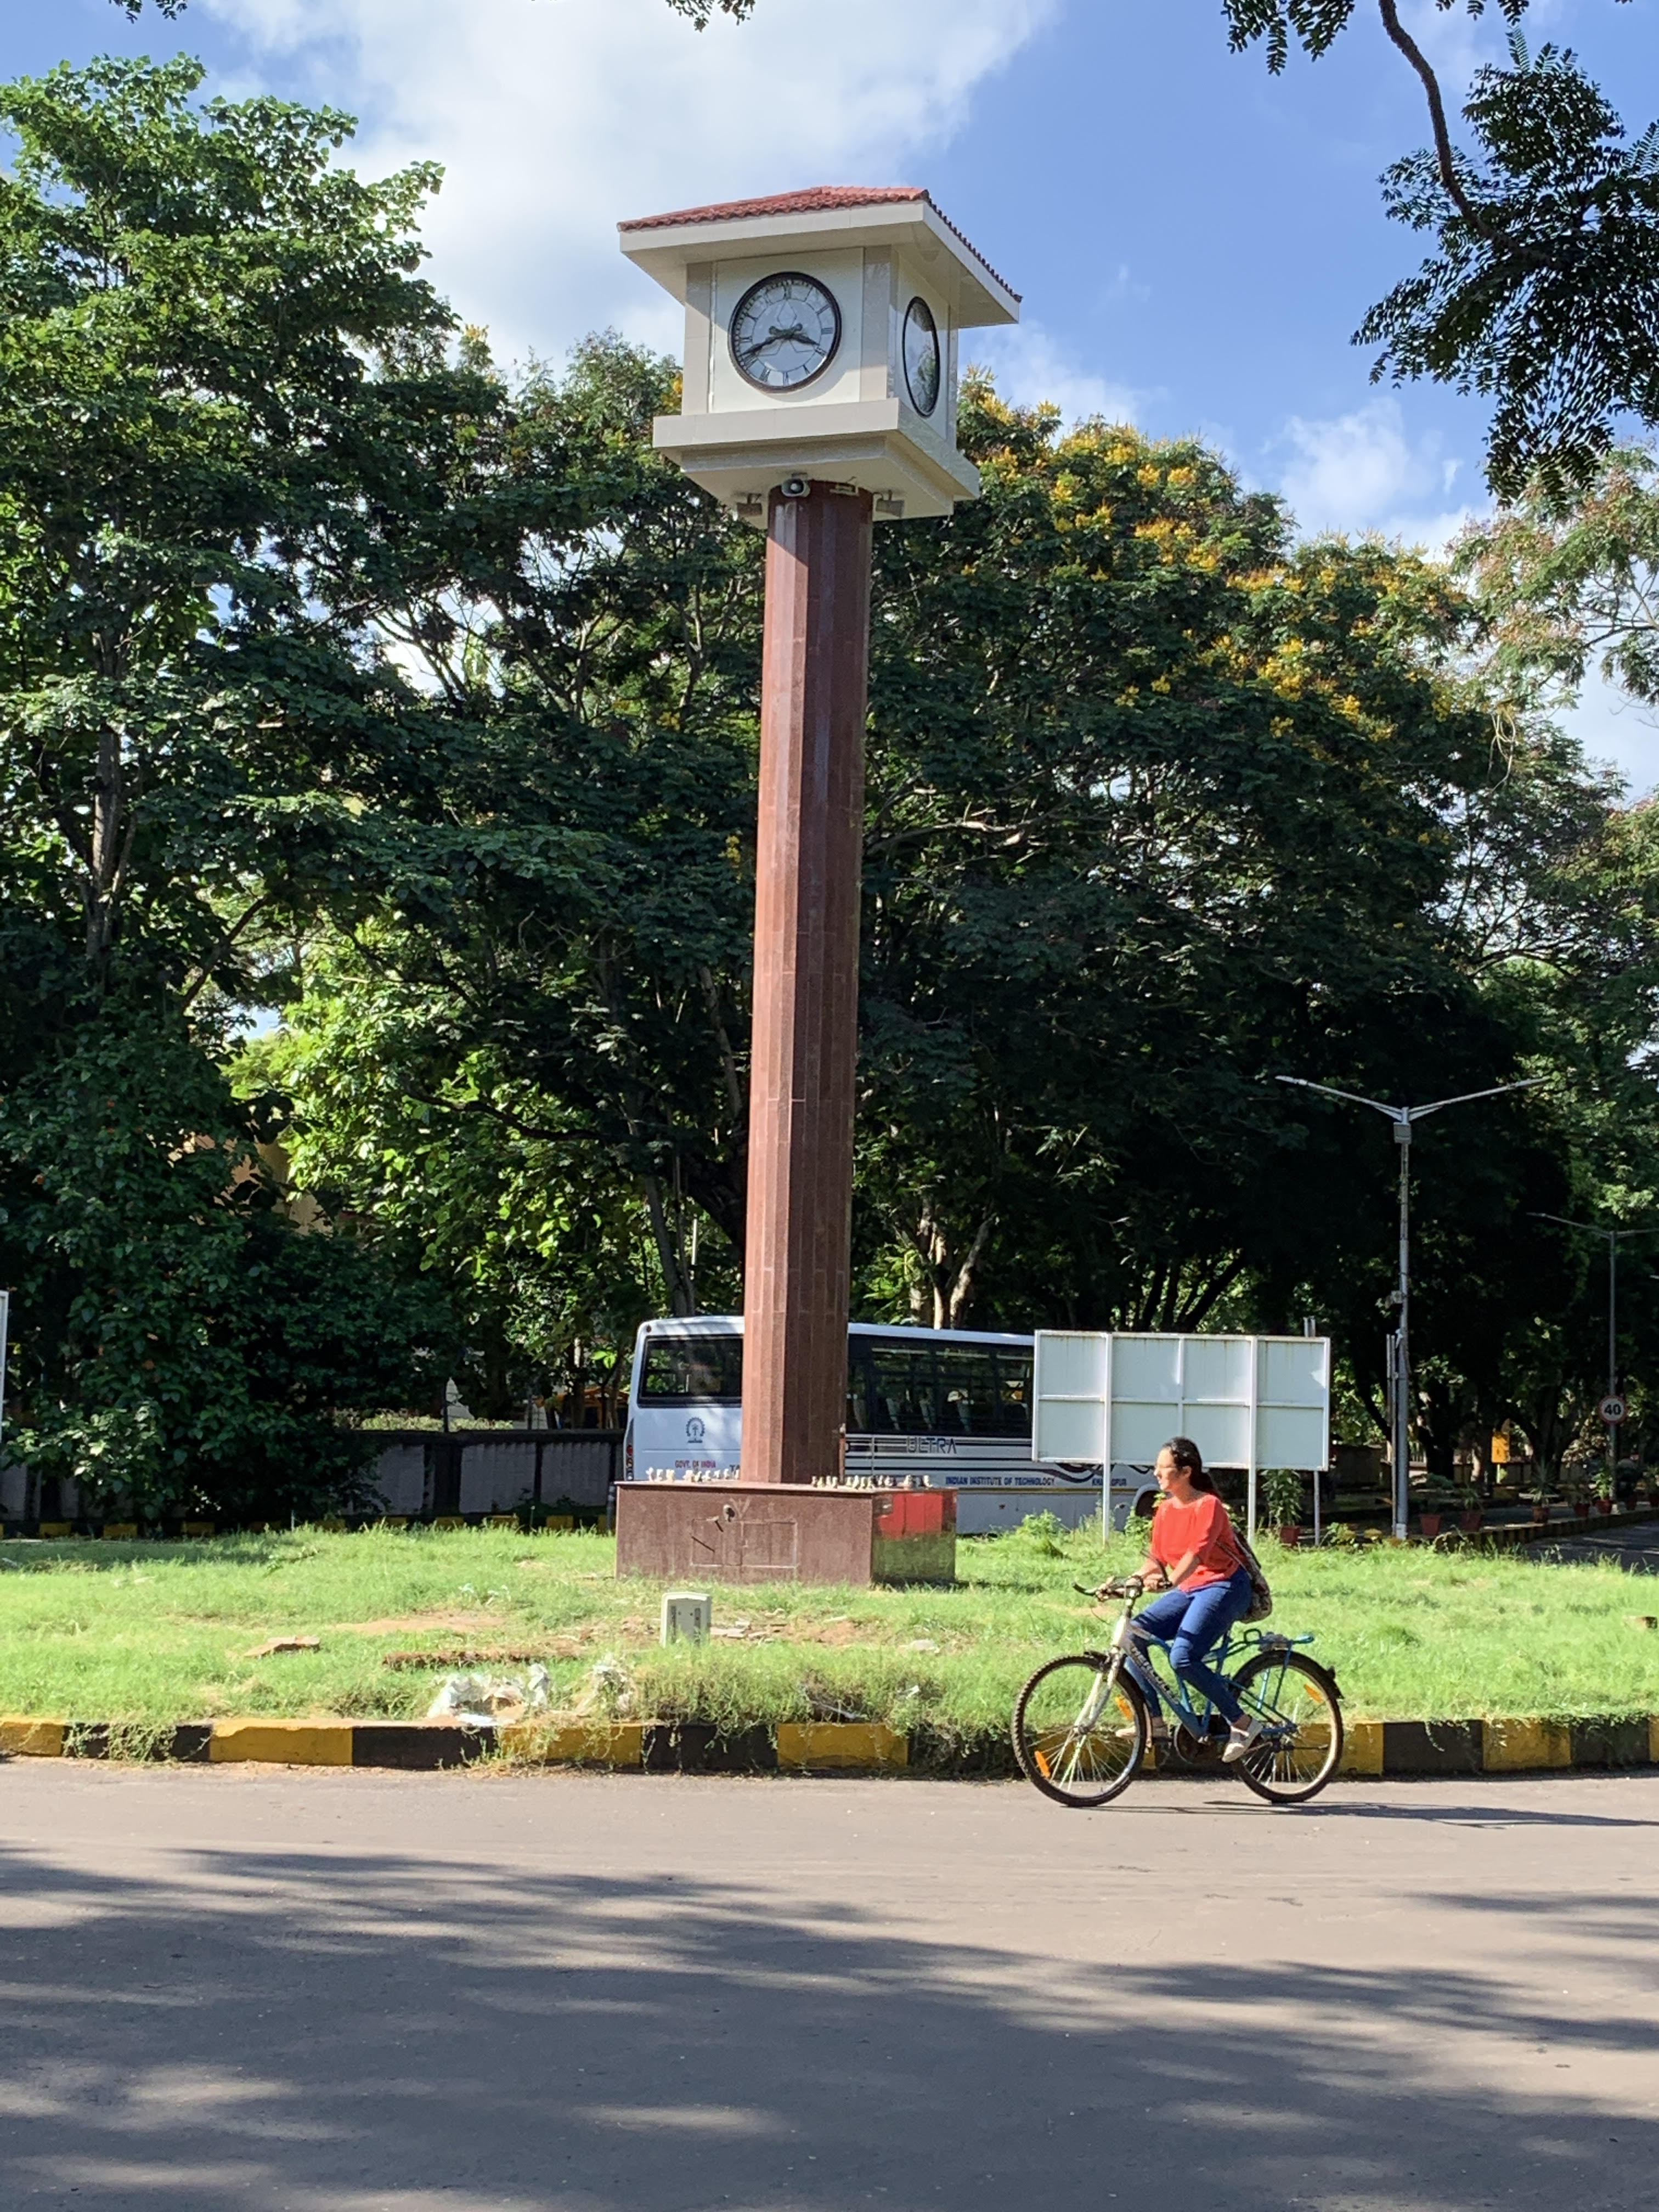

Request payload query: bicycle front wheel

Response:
[1230,1649,1344,1805]
[1012,1655,1148,1808]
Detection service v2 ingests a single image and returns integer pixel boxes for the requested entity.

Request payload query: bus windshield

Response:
[639,1334,743,1404]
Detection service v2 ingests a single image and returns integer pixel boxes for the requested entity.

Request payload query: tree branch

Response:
[698,963,746,1140]
[177,896,276,1014]
[946,1213,997,1328]
[1375,0,1495,238]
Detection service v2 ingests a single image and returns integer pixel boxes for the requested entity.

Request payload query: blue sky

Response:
[5,0,1659,782]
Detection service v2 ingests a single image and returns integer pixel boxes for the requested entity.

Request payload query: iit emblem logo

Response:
[685,1417,706,1444]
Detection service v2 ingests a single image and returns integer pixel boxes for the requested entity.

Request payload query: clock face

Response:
[902,296,941,417]
[729,272,842,392]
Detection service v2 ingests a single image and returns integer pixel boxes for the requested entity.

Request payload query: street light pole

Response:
[1279,1075,1545,1541]
[1532,1215,1659,1484]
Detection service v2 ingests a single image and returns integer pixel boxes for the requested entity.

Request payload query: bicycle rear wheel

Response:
[1230,1649,1344,1805]
[1012,1655,1148,1808]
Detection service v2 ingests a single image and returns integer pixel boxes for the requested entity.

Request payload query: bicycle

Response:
[1011,1573,1345,1808]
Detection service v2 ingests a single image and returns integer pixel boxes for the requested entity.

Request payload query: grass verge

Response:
[0,1517,1655,1731]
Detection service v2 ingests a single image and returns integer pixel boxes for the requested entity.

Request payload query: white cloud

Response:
[202,0,1055,369]
[969,319,1144,429]
[1398,0,1490,86]
[1561,667,1659,802]
[1271,397,1481,552]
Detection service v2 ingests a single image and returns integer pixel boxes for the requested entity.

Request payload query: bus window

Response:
[639,1334,743,1403]
[847,1346,877,1435]
[993,1350,1033,1437]
[935,1347,999,1434]
[868,1342,943,1434]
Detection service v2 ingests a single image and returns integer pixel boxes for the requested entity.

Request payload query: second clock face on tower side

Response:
[902,296,940,417]
[729,272,842,392]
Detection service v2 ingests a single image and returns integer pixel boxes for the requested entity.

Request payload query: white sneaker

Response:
[1221,1716,1263,1764]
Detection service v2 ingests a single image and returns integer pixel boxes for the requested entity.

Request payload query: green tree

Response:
[1,1018,436,1520]
[251,946,690,1425]
[263,335,761,1409]
[0,55,490,1011]
[1460,445,1659,706]
[855,381,1585,1363]
[1441,449,1659,1470]
[0,55,491,1511]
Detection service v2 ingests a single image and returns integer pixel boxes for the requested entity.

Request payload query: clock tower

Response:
[615,188,1018,1565]
[619,185,1018,520]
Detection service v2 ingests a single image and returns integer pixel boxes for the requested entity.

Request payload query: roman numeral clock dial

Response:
[729,272,842,391]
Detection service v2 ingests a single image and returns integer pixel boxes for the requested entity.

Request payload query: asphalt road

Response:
[1,1764,1656,2211]
[1526,1522,1659,1572]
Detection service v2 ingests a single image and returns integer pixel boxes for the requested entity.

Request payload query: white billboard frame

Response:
[1032,1329,1331,1543]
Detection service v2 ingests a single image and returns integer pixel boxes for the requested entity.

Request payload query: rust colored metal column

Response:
[741,482,873,1487]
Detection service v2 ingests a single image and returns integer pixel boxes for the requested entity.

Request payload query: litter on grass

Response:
[426,1664,551,1723]
[803,1679,867,1723]
[247,1635,321,1658]
[572,1654,636,1718]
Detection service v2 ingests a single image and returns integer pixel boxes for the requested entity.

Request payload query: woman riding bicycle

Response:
[1133,1437,1261,1763]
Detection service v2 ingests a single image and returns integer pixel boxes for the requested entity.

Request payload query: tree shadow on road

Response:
[0,1826,1653,2211]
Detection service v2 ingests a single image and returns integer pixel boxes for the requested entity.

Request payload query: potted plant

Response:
[1458,1480,1484,1534]
[1530,1488,1551,1526]
[1418,1504,1442,1539]
[1263,1466,1303,1547]
[1592,1468,1615,1516]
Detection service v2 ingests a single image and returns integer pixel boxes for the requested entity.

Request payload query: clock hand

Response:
[737,323,813,364]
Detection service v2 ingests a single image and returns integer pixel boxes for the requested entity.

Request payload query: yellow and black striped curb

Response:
[3,1714,1658,1776]
[0,1717,912,1773]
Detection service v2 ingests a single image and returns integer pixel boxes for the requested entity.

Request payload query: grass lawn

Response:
[0,1517,1655,1735]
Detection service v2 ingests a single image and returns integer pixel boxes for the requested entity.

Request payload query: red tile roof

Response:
[620,185,927,229]
[620,186,1018,302]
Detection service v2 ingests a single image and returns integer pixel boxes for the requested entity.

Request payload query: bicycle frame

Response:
[1091,1587,1313,1742]
[1121,1608,1227,1736]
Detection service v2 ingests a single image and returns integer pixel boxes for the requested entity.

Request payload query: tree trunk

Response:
[1417,1373,1459,1483]
[84,721,134,980]
[642,1170,695,1317]
[1518,1391,1575,1489]
[907,1200,996,1329]
[945,1214,995,1327]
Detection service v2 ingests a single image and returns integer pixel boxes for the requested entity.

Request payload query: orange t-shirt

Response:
[1148,1493,1242,1588]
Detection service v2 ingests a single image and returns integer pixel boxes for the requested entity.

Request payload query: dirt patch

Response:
[706,1615,878,1648]
[344,1612,651,1664]
[328,1611,509,1638]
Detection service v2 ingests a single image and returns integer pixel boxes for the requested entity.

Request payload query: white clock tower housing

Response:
[619,185,1020,522]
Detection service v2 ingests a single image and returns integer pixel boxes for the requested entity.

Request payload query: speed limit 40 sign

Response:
[1599,1394,1628,1424]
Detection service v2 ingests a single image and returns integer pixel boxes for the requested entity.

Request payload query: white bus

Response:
[622,1315,1158,1534]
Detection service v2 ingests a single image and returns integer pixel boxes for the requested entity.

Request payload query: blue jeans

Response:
[1132,1568,1253,1725]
